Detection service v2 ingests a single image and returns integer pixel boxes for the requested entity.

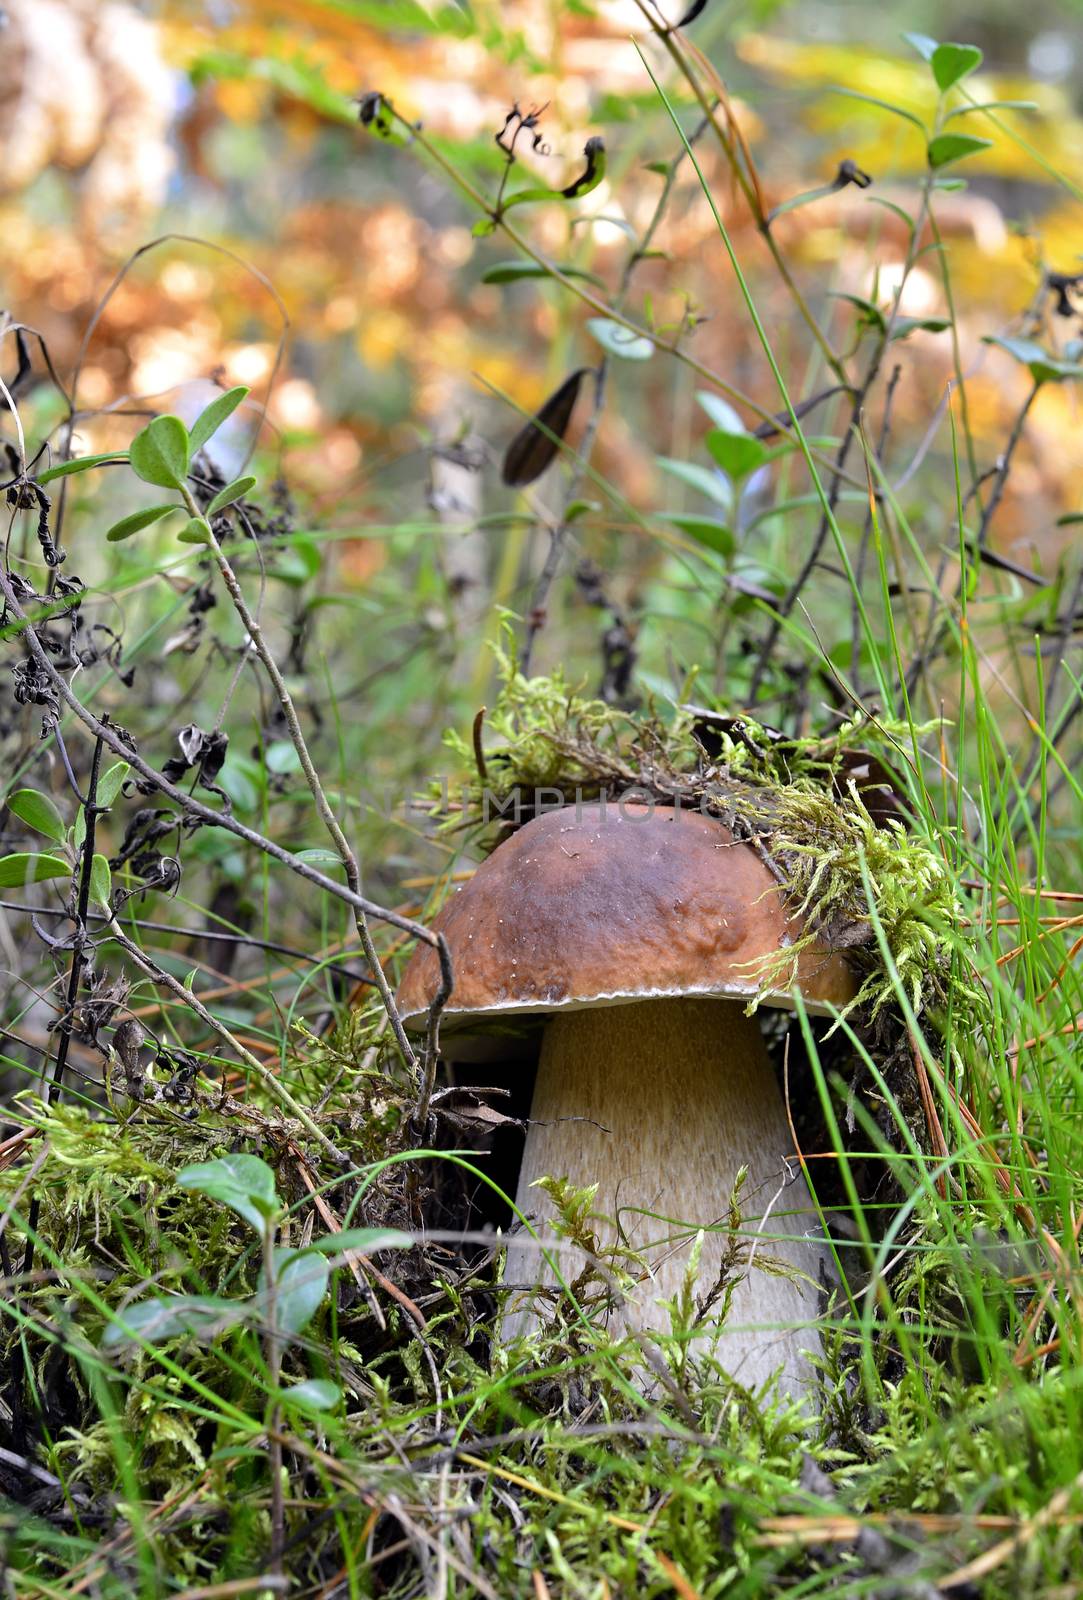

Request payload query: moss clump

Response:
[431,631,980,1028]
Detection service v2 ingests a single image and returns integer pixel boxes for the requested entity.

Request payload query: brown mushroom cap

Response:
[396,802,855,1033]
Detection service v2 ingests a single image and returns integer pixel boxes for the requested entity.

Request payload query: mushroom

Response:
[396,800,856,1398]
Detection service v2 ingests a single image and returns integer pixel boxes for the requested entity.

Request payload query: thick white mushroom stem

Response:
[503,997,831,1400]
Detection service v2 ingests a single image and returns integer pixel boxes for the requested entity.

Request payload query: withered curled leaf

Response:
[560,136,606,199]
[501,367,590,488]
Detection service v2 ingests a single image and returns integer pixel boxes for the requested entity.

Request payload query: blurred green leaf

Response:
[659,514,735,558]
[696,393,746,434]
[927,133,992,169]
[944,100,1037,123]
[657,458,732,509]
[586,318,653,361]
[984,336,1083,384]
[705,430,767,481]
[931,43,983,92]
[481,261,605,287]
[281,1379,341,1412]
[102,1295,246,1350]
[306,1228,413,1256]
[903,32,939,61]
[831,87,926,133]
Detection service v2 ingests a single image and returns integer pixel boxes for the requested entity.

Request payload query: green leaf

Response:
[480,261,605,287]
[105,504,179,542]
[89,854,112,909]
[944,99,1037,122]
[129,416,190,490]
[206,476,257,516]
[983,335,1083,385]
[97,762,130,808]
[281,1378,341,1412]
[266,741,303,776]
[216,756,264,814]
[263,1249,331,1338]
[0,852,72,888]
[696,393,745,434]
[293,847,345,872]
[903,32,938,61]
[890,316,952,342]
[931,42,982,91]
[7,790,66,844]
[833,291,887,333]
[563,499,600,522]
[705,430,767,481]
[659,513,735,558]
[177,516,213,545]
[306,1227,414,1256]
[586,318,653,361]
[865,197,917,236]
[927,133,992,169]
[830,87,926,133]
[102,1294,247,1350]
[189,386,249,455]
[268,536,322,584]
[177,1154,279,1234]
[656,458,732,509]
[36,453,128,485]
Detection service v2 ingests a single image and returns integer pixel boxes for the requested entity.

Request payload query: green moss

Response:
[433,633,983,1030]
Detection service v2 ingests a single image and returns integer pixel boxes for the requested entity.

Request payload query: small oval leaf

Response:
[177,1154,279,1235]
[705,430,768,482]
[102,1294,246,1350]
[129,416,190,490]
[189,386,249,455]
[97,761,131,808]
[89,854,112,908]
[106,504,178,542]
[178,516,213,545]
[927,133,992,170]
[0,852,72,888]
[281,1378,341,1412]
[481,261,605,287]
[7,790,66,844]
[206,476,257,516]
[931,42,983,92]
[659,513,735,558]
[262,1250,331,1338]
[36,453,128,486]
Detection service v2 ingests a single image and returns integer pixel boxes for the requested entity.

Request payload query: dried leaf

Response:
[502,368,590,488]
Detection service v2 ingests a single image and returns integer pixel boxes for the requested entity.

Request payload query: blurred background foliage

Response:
[3,0,1083,888]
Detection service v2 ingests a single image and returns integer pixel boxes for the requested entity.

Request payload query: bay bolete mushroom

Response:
[396,800,856,1397]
